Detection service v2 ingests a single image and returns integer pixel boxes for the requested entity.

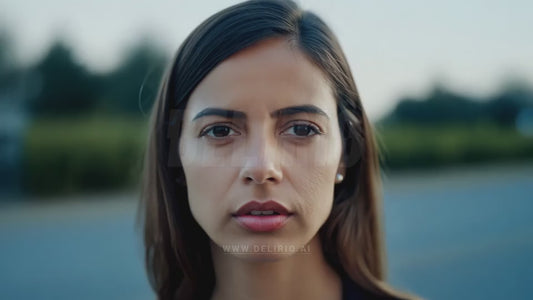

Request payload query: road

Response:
[1,163,532,299]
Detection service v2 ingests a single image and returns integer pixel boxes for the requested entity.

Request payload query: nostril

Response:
[244,175,276,184]
[241,165,283,184]
[244,176,261,184]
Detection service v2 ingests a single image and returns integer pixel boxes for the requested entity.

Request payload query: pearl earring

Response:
[335,173,344,183]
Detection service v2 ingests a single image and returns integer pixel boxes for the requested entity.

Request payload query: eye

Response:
[200,125,239,138]
[282,123,322,137]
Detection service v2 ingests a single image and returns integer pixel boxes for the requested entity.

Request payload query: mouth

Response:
[232,200,294,232]
[232,200,293,217]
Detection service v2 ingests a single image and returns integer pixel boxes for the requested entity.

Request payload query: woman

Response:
[139,0,417,299]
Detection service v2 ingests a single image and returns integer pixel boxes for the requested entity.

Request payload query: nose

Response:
[239,132,283,185]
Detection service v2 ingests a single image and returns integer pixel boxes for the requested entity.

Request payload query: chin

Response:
[233,251,294,263]
[216,236,313,259]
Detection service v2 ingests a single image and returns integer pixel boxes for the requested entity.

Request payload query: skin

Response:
[179,38,345,300]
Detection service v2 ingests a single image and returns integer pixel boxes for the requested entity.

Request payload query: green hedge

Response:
[376,123,533,170]
[21,118,533,196]
[22,116,148,196]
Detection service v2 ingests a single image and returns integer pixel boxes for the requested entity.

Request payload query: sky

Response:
[1,0,532,120]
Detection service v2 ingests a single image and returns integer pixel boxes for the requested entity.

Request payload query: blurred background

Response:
[0,0,532,299]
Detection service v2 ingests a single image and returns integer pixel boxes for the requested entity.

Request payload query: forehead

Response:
[185,38,336,119]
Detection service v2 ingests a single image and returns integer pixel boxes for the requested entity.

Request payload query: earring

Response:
[335,173,344,183]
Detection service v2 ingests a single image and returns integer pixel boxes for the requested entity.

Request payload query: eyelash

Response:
[199,122,323,139]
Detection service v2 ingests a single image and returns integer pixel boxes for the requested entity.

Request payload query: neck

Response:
[209,234,342,300]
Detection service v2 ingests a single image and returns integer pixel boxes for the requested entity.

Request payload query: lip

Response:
[232,200,292,216]
[232,200,293,232]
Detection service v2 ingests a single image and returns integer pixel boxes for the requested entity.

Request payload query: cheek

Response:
[180,137,237,230]
[183,165,233,218]
[296,167,337,215]
[299,140,342,217]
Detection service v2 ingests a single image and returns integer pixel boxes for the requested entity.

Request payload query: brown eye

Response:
[294,125,312,136]
[211,126,230,137]
[283,123,321,137]
[200,125,238,138]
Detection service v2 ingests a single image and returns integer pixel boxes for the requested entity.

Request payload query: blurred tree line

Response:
[2,27,532,127]
[0,30,168,117]
[378,83,533,169]
[381,83,533,128]
[0,29,169,197]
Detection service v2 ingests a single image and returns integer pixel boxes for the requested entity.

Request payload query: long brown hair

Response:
[138,0,417,299]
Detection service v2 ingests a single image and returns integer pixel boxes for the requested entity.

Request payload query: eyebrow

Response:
[192,105,329,121]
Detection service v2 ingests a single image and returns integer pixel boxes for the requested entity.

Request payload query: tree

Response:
[384,86,486,125]
[99,38,167,115]
[29,40,99,115]
[0,30,16,91]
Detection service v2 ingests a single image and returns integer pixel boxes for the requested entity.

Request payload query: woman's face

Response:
[179,38,343,259]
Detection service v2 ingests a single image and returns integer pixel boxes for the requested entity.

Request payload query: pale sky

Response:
[1,0,532,120]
